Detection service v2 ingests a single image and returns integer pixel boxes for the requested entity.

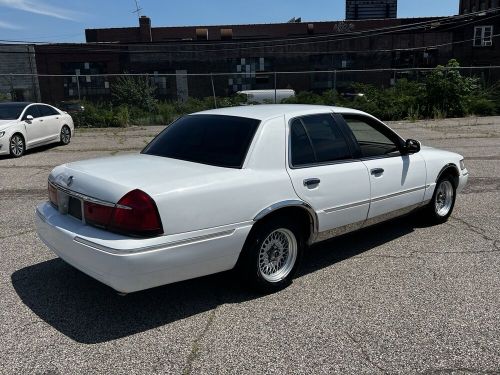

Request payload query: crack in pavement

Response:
[344,331,387,374]
[182,307,218,375]
[448,217,499,246]
[354,216,499,260]
[0,230,35,240]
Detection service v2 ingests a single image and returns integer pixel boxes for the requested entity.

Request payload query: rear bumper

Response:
[35,202,252,293]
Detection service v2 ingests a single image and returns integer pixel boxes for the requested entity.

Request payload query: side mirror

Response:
[404,139,421,154]
[25,115,34,123]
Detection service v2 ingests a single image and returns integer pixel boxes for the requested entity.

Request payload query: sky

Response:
[0,0,460,43]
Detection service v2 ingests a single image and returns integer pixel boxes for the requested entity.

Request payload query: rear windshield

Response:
[142,114,261,168]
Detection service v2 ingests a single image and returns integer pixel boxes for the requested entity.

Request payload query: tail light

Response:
[82,189,163,237]
[109,189,163,237]
[48,183,58,208]
[84,201,114,229]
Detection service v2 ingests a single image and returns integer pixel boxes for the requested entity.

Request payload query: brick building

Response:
[34,6,500,103]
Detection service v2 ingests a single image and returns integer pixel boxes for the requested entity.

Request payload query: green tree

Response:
[111,75,158,112]
[424,59,479,118]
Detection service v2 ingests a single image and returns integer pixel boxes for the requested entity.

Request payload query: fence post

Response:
[9,73,14,100]
[210,73,217,109]
[76,73,81,101]
[333,70,337,91]
[274,72,277,104]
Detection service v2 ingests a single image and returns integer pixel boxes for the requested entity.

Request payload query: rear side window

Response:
[142,115,260,168]
[23,105,41,119]
[38,105,59,117]
[290,114,351,167]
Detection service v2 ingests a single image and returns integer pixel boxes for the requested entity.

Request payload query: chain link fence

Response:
[1,66,499,125]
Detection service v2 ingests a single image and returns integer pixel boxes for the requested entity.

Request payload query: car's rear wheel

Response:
[9,134,25,158]
[238,217,304,293]
[60,126,71,145]
[424,174,457,224]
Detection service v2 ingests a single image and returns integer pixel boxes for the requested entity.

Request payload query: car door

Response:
[339,114,427,223]
[37,104,62,140]
[286,113,371,237]
[22,105,46,146]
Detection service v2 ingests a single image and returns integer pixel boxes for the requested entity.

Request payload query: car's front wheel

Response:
[424,174,457,224]
[9,134,25,158]
[60,126,71,145]
[239,217,304,293]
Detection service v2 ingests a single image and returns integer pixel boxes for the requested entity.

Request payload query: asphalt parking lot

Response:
[1,116,499,374]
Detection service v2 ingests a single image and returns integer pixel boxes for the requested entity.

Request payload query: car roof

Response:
[194,104,367,121]
[0,101,32,107]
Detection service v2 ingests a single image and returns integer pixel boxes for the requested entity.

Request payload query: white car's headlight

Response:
[459,159,466,170]
[0,131,5,138]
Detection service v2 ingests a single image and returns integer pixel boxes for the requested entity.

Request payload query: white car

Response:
[0,102,74,158]
[35,105,468,294]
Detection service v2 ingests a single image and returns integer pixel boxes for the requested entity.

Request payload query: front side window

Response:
[290,114,351,167]
[142,114,260,168]
[474,26,493,47]
[23,105,41,120]
[342,115,400,158]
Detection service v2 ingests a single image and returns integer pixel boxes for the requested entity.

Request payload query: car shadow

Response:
[11,215,424,344]
[0,143,60,160]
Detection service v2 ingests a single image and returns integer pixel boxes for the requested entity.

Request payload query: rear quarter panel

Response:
[153,115,299,235]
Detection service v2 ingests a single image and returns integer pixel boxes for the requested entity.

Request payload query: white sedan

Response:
[35,105,468,294]
[0,102,74,158]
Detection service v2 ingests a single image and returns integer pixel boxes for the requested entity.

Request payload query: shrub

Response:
[111,75,157,112]
[467,97,496,116]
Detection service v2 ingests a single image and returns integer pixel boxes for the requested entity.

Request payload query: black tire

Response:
[237,216,304,293]
[60,126,71,145]
[9,133,25,158]
[423,174,457,224]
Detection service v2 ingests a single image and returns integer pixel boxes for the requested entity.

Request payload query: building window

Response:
[474,26,493,47]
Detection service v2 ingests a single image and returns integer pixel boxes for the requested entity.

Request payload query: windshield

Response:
[0,103,27,120]
[142,114,261,168]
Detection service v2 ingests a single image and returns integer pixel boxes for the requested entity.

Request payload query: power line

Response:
[0,7,498,48]
[1,65,499,78]
[1,17,498,57]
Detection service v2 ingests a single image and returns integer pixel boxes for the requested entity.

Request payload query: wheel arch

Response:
[436,163,460,188]
[10,131,26,144]
[61,124,71,135]
[253,200,318,244]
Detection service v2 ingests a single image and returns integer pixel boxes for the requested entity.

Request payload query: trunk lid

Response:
[50,154,237,203]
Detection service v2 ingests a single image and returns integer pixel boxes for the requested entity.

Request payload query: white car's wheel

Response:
[238,217,304,292]
[425,174,457,224]
[60,126,71,145]
[9,134,25,158]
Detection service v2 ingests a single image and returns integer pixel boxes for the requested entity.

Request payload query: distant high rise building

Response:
[346,0,397,20]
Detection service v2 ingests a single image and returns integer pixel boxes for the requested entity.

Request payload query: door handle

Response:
[371,168,384,176]
[303,178,321,188]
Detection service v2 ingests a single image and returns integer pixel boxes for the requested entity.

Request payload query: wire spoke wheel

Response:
[258,228,297,283]
[10,135,24,157]
[435,180,454,217]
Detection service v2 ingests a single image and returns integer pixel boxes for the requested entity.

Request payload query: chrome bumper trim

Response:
[73,229,236,255]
